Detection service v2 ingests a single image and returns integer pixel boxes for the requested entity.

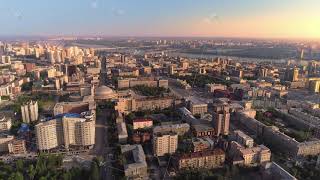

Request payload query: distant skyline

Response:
[0,0,320,39]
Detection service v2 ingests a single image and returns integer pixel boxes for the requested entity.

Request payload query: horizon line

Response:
[1,34,320,42]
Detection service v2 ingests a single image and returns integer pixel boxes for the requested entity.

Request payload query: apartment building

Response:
[0,135,14,152]
[234,130,254,148]
[121,144,148,179]
[177,149,225,170]
[212,99,230,136]
[132,118,153,130]
[0,116,12,132]
[153,123,190,136]
[230,141,271,166]
[8,139,27,154]
[153,132,178,156]
[189,101,208,116]
[35,112,95,151]
[21,100,38,123]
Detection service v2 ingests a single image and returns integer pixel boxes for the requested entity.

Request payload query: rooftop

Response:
[179,149,225,160]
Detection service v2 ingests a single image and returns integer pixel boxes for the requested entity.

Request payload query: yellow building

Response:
[177,149,225,169]
[35,113,95,151]
[153,132,178,156]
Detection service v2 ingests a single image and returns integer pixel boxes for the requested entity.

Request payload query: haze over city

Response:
[1,0,320,39]
[1,1,320,180]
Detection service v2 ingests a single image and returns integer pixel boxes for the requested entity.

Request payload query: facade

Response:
[134,97,174,111]
[0,135,14,152]
[177,149,225,170]
[153,132,178,156]
[0,116,12,132]
[115,96,174,114]
[212,100,230,136]
[192,124,215,138]
[8,139,27,154]
[35,119,64,151]
[234,130,254,148]
[206,83,227,93]
[153,123,190,136]
[35,112,95,151]
[117,78,168,89]
[192,138,214,152]
[62,116,95,149]
[132,118,153,130]
[230,141,271,166]
[132,132,151,144]
[53,101,95,116]
[237,112,320,157]
[21,100,39,123]
[117,122,128,144]
[189,101,208,115]
[121,144,148,179]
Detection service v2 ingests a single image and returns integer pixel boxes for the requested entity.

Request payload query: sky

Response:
[0,0,320,39]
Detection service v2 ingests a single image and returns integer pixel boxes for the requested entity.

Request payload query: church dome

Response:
[95,86,115,100]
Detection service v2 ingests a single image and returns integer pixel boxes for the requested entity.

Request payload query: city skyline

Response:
[1,0,320,39]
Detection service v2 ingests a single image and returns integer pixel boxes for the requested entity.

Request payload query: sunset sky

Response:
[0,0,319,39]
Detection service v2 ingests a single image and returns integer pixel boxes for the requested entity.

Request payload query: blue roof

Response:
[55,113,81,118]
[18,123,30,133]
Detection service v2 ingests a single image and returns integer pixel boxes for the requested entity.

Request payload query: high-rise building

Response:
[100,57,107,85]
[62,116,95,149]
[35,119,63,151]
[169,64,175,75]
[48,50,55,64]
[21,101,39,123]
[35,113,95,151]
[212,99,230,136]
[153,132,178,156]
[300,49,304,60]
[55,50,62,63]
[259,68,268,78]
[285,67,299,82]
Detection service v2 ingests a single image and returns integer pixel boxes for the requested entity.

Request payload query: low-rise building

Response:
[132,118,153,130]
[0,116,12,132]
[153,123,190,136]
[132,132,151,144]
[230,141,271,166]
[177,149,225,170]
[192,124,215,138]
[192,138,214,152]
[117,122,128,144]
[189,100,208,116]
[8,139,27,154]
[0,135,14,152]
[121,144,148,179]
[206,83,227,93]
[234,130,254,148]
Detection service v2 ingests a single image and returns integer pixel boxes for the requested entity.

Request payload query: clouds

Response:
[90,1,98,9]
[89,1,125,16]
[112,8,125,16]
[203,13,219,24]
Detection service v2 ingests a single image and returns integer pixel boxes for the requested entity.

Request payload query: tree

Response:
[89,162,100,180]
[15,159,24,172]
[9,172,23,180]
[27,164,36,180]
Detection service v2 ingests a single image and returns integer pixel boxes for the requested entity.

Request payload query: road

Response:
[93,109,113,180]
